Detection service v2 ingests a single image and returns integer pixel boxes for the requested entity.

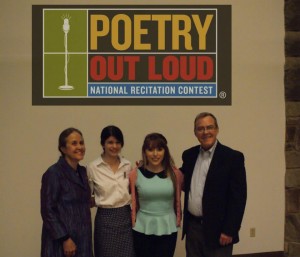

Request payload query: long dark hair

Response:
[142,133,176,189]
[58,127,83,157]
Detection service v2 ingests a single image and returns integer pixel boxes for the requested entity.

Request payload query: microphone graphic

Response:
[59,16,74,90]
[63,18,70,33]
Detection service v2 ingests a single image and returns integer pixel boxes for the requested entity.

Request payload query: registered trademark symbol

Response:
[219,91,226,99]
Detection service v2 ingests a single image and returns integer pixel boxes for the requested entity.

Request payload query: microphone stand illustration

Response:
[59,17,74,90]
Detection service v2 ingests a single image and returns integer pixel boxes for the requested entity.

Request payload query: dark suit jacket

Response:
[181,141,247,248]
[40,157,93,257]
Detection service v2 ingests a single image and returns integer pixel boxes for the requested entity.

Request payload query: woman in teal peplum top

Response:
[129,133,183,257]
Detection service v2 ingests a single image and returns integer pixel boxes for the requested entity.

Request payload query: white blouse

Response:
[87,155,132,208]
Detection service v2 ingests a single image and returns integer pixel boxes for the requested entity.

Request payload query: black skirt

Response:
[94,205,135,257]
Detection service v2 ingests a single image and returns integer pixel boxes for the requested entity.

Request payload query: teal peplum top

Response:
[133,168,178,236]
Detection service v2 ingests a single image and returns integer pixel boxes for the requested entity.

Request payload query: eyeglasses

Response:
[196,125,216,133]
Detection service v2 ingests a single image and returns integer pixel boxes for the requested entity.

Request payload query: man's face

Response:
[194,116,219,150]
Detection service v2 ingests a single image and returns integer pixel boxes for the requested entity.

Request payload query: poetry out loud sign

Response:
[32,5,231,105]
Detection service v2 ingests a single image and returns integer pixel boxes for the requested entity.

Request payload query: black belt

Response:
[188,212,203,223]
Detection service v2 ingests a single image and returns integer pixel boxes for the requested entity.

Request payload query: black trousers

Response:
[133,230,177,257]
[186,216,233,257]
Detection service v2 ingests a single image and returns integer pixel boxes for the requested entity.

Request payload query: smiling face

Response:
[145,146,165,171]
[102,136,122,158]
[61,131,85,167]
[194,115,219,150]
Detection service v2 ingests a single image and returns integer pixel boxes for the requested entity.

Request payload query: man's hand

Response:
[219,233,232,246]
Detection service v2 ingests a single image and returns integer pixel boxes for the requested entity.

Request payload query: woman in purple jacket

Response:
[40,128,92,257]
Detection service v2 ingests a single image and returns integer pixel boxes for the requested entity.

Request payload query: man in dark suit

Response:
[180,112,247,257]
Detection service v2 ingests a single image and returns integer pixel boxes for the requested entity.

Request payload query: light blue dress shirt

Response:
[188,141,217,217]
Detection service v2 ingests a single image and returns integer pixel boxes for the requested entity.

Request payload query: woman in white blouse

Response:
[87,125,135,257]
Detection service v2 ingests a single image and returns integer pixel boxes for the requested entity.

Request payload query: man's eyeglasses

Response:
[196,125,216,133]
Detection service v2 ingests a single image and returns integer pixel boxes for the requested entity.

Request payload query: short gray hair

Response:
[194,112,219,131]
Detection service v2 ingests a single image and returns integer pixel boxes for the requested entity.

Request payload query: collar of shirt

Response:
[139,167,167,179]
[95,155,131,169]
[199,140,218,156]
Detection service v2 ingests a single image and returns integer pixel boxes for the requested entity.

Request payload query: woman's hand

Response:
[90,196,96,208]
[135,160,143,167]
[63,238,77,257]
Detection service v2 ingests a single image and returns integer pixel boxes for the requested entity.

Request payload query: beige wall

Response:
[0,0,284,256]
